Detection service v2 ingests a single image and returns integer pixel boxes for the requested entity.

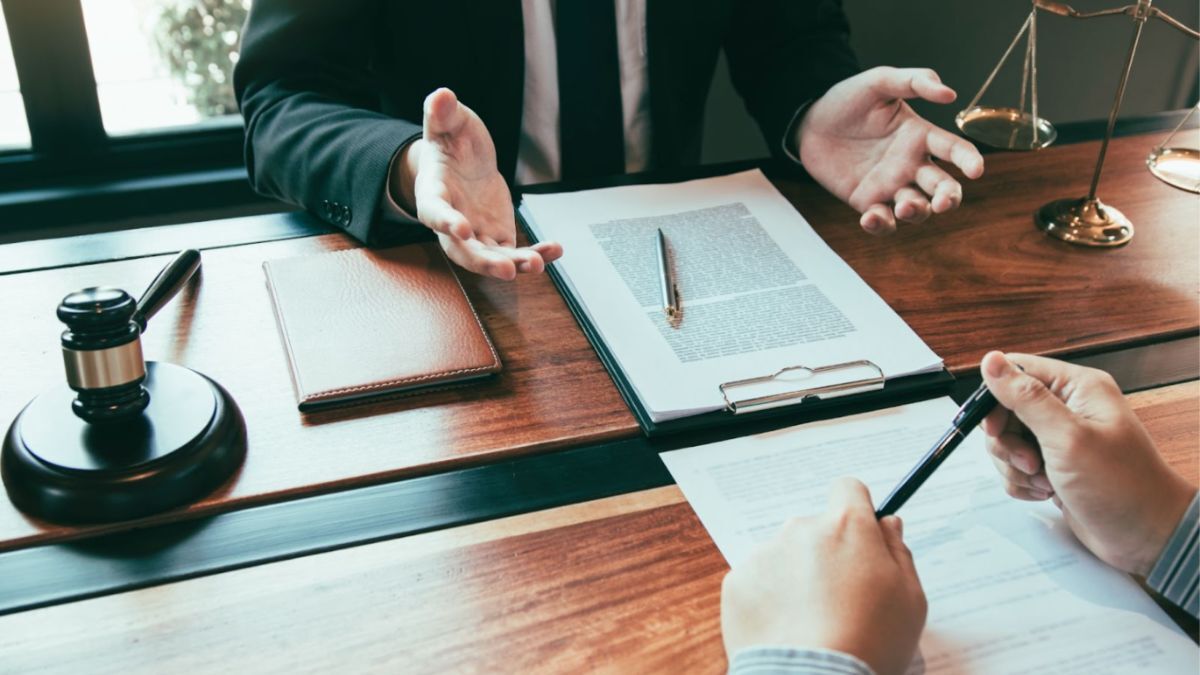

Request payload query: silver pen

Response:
[656,228,680,325]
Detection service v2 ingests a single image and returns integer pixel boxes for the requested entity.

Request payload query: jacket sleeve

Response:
[234,0,423,244]
[722,0,860,161]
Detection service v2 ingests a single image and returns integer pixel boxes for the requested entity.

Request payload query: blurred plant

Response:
[150,0,250,117]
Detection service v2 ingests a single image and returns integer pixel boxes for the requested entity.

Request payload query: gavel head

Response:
[57,287,149,424]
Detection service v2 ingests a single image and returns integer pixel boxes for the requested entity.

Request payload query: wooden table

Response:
[1,382,1195,673]
[0,130,1194,552]
[0,129,1196,672]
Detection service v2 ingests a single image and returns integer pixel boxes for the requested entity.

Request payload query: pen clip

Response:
[665,286,682,327]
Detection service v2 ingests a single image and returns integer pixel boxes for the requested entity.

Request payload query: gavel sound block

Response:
[2,250,246,524]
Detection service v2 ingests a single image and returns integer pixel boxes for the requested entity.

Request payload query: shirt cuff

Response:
[1146,491,1200,619]
[379,139,421,225]
[779,100,819,168]
[728,646,875,675]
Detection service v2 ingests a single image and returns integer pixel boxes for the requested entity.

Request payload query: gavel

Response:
[59,249,201,423]
[2,250,246,524]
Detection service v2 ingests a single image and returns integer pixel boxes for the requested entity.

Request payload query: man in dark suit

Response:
[235,1,984,280]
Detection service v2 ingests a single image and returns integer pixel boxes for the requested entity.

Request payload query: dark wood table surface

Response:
[1,383,1194,673]
[0,131,1195,552]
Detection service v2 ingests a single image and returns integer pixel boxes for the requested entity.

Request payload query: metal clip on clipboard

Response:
[718,360,885,415]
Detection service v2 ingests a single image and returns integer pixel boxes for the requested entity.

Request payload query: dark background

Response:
[703,0,1199,162]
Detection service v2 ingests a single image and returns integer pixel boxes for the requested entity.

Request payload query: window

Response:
[0,0,252,192]
[0,2,30,150]
[80,0,249,135]
[0,0,263,232]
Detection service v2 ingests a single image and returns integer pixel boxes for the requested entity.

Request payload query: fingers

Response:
[532,241,564,264]
[980,351,1075,438]
[827,477,875,518]
[987,430,1043,476]
[893,186,931,224]
[868,66,957,105]
[926,127,985,180]
[507,244,545,274]
[1003,352,1118,399]
[860,203,897,235]
[439,235,555,280]
[879,516,919,579]
[416,185,474,240]
[915,163,963,214]
[475,235,538,273]
[989,454,1054,501]
[987,432,1052,489]
[423,87,468,138]
[440,234,517,280]
[980,402,1010,439]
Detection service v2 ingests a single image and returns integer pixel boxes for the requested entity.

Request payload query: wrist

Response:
[1132,478,1197,577]
[794,102,819,167]
[389,139,423,214]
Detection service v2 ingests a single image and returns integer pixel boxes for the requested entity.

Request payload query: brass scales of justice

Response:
[955,0,1199,247]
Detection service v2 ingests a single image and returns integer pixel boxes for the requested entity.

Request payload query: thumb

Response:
[423,87,467,138]
[980,351,1075,439]
[868,66,956,104]
[879,516,919,580]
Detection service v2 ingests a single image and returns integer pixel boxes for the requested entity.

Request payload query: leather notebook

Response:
[263,243,501,410]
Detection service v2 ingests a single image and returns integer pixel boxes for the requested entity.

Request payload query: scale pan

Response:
[956,106,1056,151]
[1146,147,1200,193]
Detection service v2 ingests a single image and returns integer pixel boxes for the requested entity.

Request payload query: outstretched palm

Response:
[412,88,562,279]
[798,67,985,234]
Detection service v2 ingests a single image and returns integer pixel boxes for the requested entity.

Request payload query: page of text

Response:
[661,398,1196,674]
[522,171,942,421]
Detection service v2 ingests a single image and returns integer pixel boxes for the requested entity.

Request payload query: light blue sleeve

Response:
[1146,491,1200,619]
[728,647,875,675]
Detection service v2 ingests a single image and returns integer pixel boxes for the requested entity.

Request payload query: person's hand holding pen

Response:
[722,479,927,675]
[979,351,1196,577]
[390,88,563,280]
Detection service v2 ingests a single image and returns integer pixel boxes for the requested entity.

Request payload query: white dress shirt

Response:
[516,0,651,185]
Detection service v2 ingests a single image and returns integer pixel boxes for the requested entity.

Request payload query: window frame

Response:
[0,0,258,230]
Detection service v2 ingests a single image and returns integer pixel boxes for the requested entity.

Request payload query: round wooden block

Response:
[2,362,246,524]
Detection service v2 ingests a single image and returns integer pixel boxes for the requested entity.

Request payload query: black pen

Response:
[875,382,999,518]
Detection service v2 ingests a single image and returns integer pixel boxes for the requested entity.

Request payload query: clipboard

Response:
[517,208,954,437]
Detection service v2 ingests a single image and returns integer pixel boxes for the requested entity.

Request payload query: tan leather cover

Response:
[263,243,501,410]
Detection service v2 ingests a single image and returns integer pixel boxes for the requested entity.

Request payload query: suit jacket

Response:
[234,0,859,244]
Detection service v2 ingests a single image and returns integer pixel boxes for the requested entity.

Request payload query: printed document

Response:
[661,398,1196,673]
[520,170,941,422]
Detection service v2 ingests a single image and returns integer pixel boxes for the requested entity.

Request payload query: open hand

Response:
[393,88,563,280]
[722,479,926,675]
[798,67,985,234]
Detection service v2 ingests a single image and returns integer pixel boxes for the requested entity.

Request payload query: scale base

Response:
[2,362,245,524]
[1035,197,1133,247]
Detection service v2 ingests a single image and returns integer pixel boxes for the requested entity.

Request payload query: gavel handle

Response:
[132,249,202,333]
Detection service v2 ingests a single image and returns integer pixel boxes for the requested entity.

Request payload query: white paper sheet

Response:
[661,397,1197,674]
[521,170,941,422]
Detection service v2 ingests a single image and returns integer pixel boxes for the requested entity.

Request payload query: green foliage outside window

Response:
[151,0,250,118]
